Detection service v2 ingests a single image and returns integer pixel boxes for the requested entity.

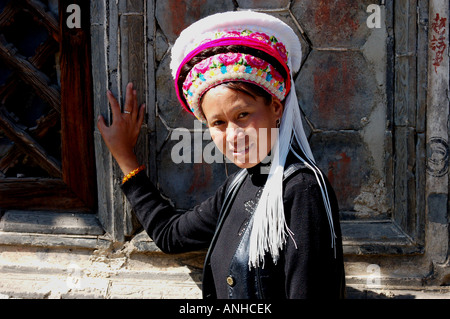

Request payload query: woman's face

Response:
[201,85,283,169]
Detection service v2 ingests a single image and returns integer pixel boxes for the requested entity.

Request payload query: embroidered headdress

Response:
[171,11,336,268]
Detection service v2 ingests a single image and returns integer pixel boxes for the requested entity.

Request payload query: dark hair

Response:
[204,81,274,106]
[177,45,287,107]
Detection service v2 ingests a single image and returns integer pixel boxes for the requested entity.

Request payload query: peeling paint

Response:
[354,177,388,217]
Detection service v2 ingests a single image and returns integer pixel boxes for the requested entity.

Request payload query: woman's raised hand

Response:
[97,82,145,175]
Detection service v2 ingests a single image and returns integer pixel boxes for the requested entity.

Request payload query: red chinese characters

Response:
[430,13,447,73]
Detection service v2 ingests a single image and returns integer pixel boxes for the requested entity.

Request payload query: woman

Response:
[98,11,345,299]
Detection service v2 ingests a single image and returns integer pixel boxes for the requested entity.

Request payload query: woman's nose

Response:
[226,124,245,143]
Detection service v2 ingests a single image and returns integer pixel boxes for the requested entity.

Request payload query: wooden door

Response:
[0,0,96,212]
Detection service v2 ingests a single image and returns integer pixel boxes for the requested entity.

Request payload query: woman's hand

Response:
[97,82,145,175]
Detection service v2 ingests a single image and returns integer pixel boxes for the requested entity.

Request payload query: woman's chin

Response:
[232,161,260,169]
[227,154,261,169]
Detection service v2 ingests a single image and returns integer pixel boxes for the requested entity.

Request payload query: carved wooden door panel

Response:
[0,0,95,212]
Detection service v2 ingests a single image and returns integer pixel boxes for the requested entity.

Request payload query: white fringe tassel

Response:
[248,79,337,269]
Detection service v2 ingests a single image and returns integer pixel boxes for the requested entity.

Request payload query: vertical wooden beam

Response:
[90,0,115,236]
[146,0,157,188]
[59,0,97,209]
[393,0,420,240]
[119,0,148,237]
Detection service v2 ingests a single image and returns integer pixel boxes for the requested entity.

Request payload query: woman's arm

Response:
[121,170,230,253]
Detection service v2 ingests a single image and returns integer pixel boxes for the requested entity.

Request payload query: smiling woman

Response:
[201,84,282,168]
[98,10,345,299]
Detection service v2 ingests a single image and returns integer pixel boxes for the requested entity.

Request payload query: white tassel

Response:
[248,79,337,268]
[248,80,295,269]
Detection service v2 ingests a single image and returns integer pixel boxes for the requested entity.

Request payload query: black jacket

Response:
[121,155,345,299]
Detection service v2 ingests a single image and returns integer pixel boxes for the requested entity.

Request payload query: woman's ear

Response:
[271,98,284,121]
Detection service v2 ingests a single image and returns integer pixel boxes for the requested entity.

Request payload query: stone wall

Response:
[151,0,389,217]
[0,0,448,299]
[89,0,450,297]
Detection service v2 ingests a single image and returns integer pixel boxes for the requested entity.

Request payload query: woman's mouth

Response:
[231,143,254,157]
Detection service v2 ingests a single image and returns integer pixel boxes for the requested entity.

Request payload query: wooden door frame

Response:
[0,0,96,211]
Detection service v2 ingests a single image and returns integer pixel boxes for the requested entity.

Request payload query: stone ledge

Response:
[0,270,202,299]
[0,243,446,299]
[346,284,450,299]
[0,210,104,236]
[342,220,423,255]
[0,244,203,299]
[0,231,111,250]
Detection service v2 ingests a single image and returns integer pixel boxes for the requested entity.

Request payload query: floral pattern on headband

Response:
[192,29,289,64]
[183,53,287,123]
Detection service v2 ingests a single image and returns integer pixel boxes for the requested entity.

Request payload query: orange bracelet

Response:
[122,165,146,184]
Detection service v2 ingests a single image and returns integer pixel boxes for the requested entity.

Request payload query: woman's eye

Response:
[212,120,225,127]
[238,112,249,119]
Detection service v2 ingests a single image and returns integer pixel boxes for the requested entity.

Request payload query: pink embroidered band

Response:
[183,53,287,123]
[175,30,292,123]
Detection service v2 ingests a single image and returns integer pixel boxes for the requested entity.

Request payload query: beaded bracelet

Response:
[122,165,146,184]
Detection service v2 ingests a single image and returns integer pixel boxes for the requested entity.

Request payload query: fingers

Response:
[107,90,121,119]
[124,82,132,111]
[106,83,144,122]
[97,114,108,134]
[124,82,135,114]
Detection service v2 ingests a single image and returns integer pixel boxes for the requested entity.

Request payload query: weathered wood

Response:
[416,1,429,134]
[29,37,59,69]
[0,178,88,211]
[416,133,426,243]
[0,144,21,174]
[0,2,20,28]
[107,0,119,97]
[118,0,144,13]
[120,14,145,107]
[59,0,97,210]
[394,0,417,127]
[29,109,59,139]
[394,55,417,127]
[0,37,59,110]
[0,35,61,113]
[93,131,115,237]
[146,0,156,132]
[119,10,146,237]
[90,1,116,237]
[0,107,62,177]
[391,0,424,246]
[414,2,429,246]
[0,0,99,213]
[393,126,416,237]
[24,0,60,42]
